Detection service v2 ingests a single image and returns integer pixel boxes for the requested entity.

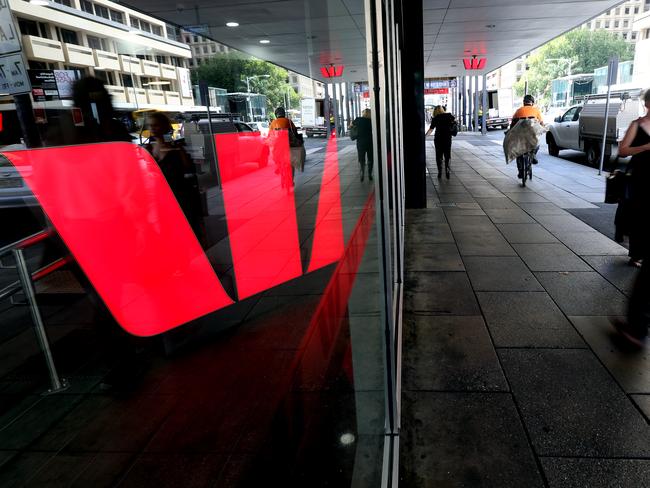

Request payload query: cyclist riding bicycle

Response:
[510,94,544,178]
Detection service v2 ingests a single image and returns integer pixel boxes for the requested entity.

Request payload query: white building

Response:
[181,30,231,68]
[8,0,196,110]
[288,71,324,99]
[632,12,650,85]
[582,0,650,42]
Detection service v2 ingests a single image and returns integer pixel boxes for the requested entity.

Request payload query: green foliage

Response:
[514,29,634,107]
[191,52,300,115]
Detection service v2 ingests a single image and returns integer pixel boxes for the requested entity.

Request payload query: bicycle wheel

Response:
[521,154,528,187]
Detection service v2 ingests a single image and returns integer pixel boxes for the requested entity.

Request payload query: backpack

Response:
[288,126,304,147]
[450,118,459,137]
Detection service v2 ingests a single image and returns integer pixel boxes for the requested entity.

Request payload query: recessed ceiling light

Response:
[259,39,270,44]
[451,64,457,67]
[486,24,496,28]
[29,0,49,5]
[226,22,239,27]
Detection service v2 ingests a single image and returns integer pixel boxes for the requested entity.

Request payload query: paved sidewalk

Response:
[400,135,650,487]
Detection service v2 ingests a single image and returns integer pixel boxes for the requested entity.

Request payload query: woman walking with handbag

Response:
[426,105,457,179]
[350,109,374,181]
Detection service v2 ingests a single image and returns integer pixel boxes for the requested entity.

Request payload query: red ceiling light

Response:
[321,64,345,78]
[463,55,487,70]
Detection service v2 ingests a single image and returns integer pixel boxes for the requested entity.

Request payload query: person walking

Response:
[613,89,650,347]
[618,89,650,268]
[426,105,456,179]
[350,109,373,181]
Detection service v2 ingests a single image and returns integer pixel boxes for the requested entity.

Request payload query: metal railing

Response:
[0,230,71,394]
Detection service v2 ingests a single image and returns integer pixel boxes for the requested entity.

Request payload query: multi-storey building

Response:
[7,0,195,110]
[582,0,650,42]
[288,71,324,99]
[181,30,230,68]
[632,12,650,83]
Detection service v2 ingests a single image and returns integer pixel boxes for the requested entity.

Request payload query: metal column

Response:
[474,75,479,132]
[481,75,489,135]
[467,76,472,131]
[324,83,332,137]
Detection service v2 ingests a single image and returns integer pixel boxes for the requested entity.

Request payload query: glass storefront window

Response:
[0,0,403,485]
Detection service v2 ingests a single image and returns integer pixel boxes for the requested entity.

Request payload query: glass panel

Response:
[0,0,393,487]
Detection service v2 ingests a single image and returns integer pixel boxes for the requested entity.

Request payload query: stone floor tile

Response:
[446,215,499,233]
[582,255,638,296]
[483,207,536,224]
[541,458,650,488]
[405,222,455,244]
[405,243,465,272]
[535,271,628,316]
[464,257,543,291]
[569,316,650,394]
[499,349,650,457]
[404,272,480,315]
[554,231,628,256]
[518,203,569,216]
[442,207,487,216]
[400,391,544,487]
[402,315,507,391]
[631,395,650,421]
[497,223,559,244]
[512,243,592,272]
[474,197,519,209]
[454,231,517,256]
[405,208,446,224]
[503,192,550,203]
[534,214,598,233]
[477,292,585,348]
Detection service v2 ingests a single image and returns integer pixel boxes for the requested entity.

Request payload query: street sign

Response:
[0,0,20,55]
[425,88,449,95]
[424,79,457,90]
[0,53,30,95]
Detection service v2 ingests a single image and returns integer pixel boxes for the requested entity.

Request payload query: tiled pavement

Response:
[400,135,650,487]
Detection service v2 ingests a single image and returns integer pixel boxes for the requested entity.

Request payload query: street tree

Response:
[191,52,300,116]
[514,29,634,106]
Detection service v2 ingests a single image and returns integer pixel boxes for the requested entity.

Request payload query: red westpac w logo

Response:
[4,133,344,336]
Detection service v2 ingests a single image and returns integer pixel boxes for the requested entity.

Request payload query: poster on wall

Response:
[178,67,192,99]
[29,70,59,101]
[54,69,82,98]
[0,53,31,95]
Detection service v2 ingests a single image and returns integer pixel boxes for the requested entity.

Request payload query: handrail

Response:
[0,255,72,302]
[0,229,53,258]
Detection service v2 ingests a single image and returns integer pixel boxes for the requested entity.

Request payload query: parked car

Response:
[248,122,269,137]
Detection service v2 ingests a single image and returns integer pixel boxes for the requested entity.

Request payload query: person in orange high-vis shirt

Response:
[511,94,544,127]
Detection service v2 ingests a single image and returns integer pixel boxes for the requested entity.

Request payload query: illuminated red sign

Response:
[4,134,346,336]
[320,64,344,78]
[424,88,449,95]
[463,57,487,70]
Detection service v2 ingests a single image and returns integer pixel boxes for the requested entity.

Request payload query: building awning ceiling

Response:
[122,0,623,82]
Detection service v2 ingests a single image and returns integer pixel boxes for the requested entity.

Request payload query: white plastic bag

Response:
[503,119,546,163]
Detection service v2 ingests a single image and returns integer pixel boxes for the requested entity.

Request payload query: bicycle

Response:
[517,151,534,187]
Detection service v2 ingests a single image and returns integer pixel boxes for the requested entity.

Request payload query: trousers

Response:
[435,138,451,171]
[357,142,373,175]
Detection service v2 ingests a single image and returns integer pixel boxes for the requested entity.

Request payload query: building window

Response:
[596,21,601,28]
[130,18,140,29]
[211,45,216,53]
[155,55,166,64]
[121,74,135,88]
[624,20,629,27]
[80,0,93,14]
[193,36,198,43]
[586,22,591,28]
[625,7,630,14]
[614,20,619,27]
[615,7,620,14]
[95,4,109,19]
[57,27,79,45]
[631,32,637,40]
[635,6,639,13]
[196,58,201,65]
[605,21,610,28]
[110,10,124,24]
[94,70,114,86]
[623,32,628,39]
[86,35,107,51]
[140,21,151,33]
[152,25,162,36]
[52,0,72,6]
[203,46,208,54]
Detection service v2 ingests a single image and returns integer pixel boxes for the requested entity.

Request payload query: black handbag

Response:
[349,125,358,141]
[605,170,627,204]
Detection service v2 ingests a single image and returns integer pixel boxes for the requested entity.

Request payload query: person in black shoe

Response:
[351,109,373,181]
[426,105,456,179]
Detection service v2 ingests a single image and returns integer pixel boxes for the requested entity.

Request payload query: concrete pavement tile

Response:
[464,257,543,291]
[499,349,650,457]
[483,207,536,224]
[554,231,628,256]
[442,207,487,216]
[534,214,598,233]
[405,208,446,224]
[503,192,550,203]
[631,395,650,421]
[535,272,628,316]
[582,255,638,296]
[438,193,477,204]
[497,223,559,244]
[405,243,465,272]
[569,316,650,394]
[405,222,455,244]
[517,203,569,216]
[475,197,519,209]
[447,215,499,233]
[404,272,480,315]
[512,243,591,272]
[402,315,508,391]
[400,392,544,487]
[541,458,650,488]
[477,292,585,348]
[454,231,517,256]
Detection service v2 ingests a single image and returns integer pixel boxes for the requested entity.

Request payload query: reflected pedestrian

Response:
[426,105,457,179]
[618,89,650,268]
[350,109,373,181]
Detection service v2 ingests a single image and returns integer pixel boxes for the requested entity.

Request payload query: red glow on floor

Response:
[4,143,234,336]
[307,133,344,272]
[215,130,302,299]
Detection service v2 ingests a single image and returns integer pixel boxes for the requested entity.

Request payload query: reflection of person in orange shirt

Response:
[269,107,298,132]
[510,94,544,128]
[269,107,298,191]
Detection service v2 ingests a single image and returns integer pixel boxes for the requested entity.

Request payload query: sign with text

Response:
[425,88,449,95]
[0,0,20,55]
[29,69,59,101]
[0,53,30,95]
[54,69,81,98]
[178,67,192,99]
[424,79,457,89]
